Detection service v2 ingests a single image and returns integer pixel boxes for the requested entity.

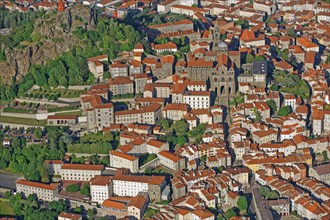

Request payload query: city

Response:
[0,0,330,219]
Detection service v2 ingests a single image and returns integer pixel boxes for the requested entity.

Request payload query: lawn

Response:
[0,115,47,126]
[0,199,14,215]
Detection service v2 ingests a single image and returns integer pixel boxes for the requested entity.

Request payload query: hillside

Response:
[0,5,92,84]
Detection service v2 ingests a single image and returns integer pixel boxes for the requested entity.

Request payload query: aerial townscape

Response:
[0,0,330,219]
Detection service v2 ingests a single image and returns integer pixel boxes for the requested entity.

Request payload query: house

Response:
[309,164,330,185]
[158,150,186,171]
[151,42,177,53]
[109,150,139,173]
[90,175,112,204]
[109,76,134,96]
[146,139,169,154]
[58,212,82,220]
[87,54,108,79]
[47,115,78,126]
[44,160,64,175]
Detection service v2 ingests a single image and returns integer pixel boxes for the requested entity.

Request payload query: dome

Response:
[219,41,228,48]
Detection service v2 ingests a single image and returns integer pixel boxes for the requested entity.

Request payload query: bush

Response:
[278,106,292,116]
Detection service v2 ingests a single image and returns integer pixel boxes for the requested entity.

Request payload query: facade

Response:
[81,95,115,130]
[90,175,112,204]
[87,54,108,80]
[309,164,330,185]
[47,115,78,126]
[60,164,104,181]
[158,150,186,171]
[112,175,166,202]
[44,160,64,175]
[183,91,210,109]
[109,76,134,96]
[109,150,139,173]
[115,103,162,125]
[146,139,169,154]
[16,179,58,201]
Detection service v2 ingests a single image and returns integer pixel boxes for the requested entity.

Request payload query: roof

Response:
[111,150,137,161]
[147,139,166,148]
[159,150,183,162]
[112,175,165,185]
[109,76,133,85]
[16,179,58,191]
[192,209,214,219]
[61,164,104,171]
[312,164,330,176]
[58,212,82,220]
[102,200,126,210]
[90,175,112,186]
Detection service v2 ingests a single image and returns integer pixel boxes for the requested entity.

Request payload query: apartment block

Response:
[16,179,58,201]
[90,175,112,204]
[112,174,166,202]
[109,150,139,173]
[60,164,104,181]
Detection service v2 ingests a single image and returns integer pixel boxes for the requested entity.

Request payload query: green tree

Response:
[278,106,292,116]
[267,190,279,200]
[259,186,271,197]
[246,54,254,63]
[254,55,265,61]
[66,184,80,192]
[0,48,6,61]
[224,208,237,219]
[177,135,188,146]
[80,184,90,196]
[33,128,43,139]
[173,120,189,136]
[326,55,330,64]
[266,99,278,115]
[237,196,248,212]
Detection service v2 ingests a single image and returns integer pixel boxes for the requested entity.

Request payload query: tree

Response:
[266,99,278,115]
[177,135,188,146]
[66,184,80,192]
[278,106,292,116]
[246,54,254,63]
[267,190,279,200]
[103,72,111,79]
[237,196,248,212]
[326,55,330,64]
[254,55,265,61]
[157,118,171,130]
[253,108,262,122]
[33,128,43,139]
[259,186,271,197]
[35,73,47,86]
[80,184,90,196]
[224,208,236,219]
[173,120,189,136]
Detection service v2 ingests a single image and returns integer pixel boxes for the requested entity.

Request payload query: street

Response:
[0,172,22,190]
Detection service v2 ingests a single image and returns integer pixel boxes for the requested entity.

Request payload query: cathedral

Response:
[184,22,240,105]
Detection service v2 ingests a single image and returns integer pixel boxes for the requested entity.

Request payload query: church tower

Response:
[212,22,221,51]
[58,0,65,11]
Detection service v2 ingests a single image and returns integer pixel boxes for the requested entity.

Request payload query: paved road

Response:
[0,172,23,190]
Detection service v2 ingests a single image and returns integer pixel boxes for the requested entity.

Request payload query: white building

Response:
[90,175,112,205]
[60,164,104,181]
[183,91,211,109]
[109,150,139,173]
[44,160,64,175]
[146,139,169,154]
[16,179,58,201]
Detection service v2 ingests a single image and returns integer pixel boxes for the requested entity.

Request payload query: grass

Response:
[0,199,14,215]
[55,111,82,116]
[0,115,47,126]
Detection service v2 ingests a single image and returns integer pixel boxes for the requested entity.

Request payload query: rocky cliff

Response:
[0,5,92,84]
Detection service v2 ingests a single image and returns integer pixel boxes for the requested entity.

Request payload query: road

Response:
[0,172,23,190]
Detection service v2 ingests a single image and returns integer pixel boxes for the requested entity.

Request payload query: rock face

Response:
[0,6,92,84]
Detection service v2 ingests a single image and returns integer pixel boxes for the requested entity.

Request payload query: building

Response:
[16,179,58,201]
[112,174,166,202]
[90,175,112,204]
[47,115,78,126]
[81,95,115,130]
[87,54,108,80]
[110,63,128,77]
[115,103,162,125]
[158,150,186,171]
[58,212,82,220]
[109,76,134,96]
[109,150,139,173]
[309,164,330,185]
[239,61,267,88]
[146,139,169,154]
[183,91,211,109]
[44,160,64,175]
[60,164,104,181]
